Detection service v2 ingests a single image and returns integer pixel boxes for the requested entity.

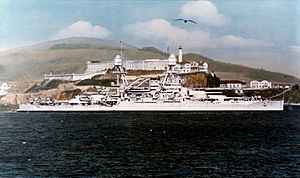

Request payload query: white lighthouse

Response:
[178,46,183,63]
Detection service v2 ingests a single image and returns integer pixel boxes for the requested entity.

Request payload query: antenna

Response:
[120,41,123,59]
[166,46,169,59]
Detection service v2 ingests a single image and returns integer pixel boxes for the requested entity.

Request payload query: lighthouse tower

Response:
[178,46,183,63]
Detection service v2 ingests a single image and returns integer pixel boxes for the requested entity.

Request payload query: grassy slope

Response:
[183,53,300,84]
[0,64,4,73]
[0,45,166,81]
[0,38,299,84]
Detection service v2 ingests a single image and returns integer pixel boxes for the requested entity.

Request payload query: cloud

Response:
[218,35,271,48]
[0,47,9,52]
[125,19,270,49]
[125,19,216,48]
[289,45,300,55]
[180,1,229,27]
[125,19,185,43]
[52,21,111,39]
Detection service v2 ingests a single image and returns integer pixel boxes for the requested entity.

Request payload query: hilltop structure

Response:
[250,80,272,89]
[0,82,10,96]
[82,46,208,73]
[220,80,247,89]
[44,46,209,81]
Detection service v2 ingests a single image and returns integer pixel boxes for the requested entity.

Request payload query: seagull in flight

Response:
[174,18,197,24]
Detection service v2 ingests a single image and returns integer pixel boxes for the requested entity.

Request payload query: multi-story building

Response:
[220,80,247,89]
[44,46,209,81]
[250,80,272,89]
[84,46,209,73]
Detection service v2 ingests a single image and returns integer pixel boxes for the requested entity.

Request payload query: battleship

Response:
[17,54,284,112]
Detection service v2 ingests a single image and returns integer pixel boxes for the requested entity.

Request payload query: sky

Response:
[0,0,300,77]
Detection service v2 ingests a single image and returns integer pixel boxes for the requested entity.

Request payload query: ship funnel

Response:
[114,55,122,66]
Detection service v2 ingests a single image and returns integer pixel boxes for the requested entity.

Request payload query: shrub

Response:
[76,79,115,87]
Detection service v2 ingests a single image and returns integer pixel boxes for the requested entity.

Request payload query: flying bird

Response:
[174,18,197,24]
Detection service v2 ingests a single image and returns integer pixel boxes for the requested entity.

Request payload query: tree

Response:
[207,73,220,88]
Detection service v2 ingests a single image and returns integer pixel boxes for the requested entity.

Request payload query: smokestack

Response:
[178,46,183,63]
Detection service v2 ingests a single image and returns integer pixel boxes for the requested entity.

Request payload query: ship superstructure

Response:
[17,54,284,112]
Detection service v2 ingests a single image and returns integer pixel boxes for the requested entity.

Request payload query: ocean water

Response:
[0,106,300,177]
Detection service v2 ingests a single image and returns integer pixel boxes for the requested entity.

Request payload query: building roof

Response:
[272,83,292,86]
[177,60,190,65]
[89,61,102,63]
[197,61,205,65]
[144,59,164,62]
[250,80,270,82]
[220,80,246,85]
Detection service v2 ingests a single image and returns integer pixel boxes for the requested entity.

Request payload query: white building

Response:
[44,46,209,81]
[0,82,10,96]
[82,46,208,73]
[272,83,291,89]
[220,80,247,89]
[250,80,272,89]
[85,61,112,73]
[174,61,208,73]
[125,59,168,70]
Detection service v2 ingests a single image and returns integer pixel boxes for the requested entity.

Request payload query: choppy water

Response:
[0,106,300,177]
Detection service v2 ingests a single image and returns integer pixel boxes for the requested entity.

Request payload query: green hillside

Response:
[183,53,300,84]
[0,37,299,84]
[49,43,96,50]
[0,64,4,73]
[140,47,167,56]
[0,38,165,81]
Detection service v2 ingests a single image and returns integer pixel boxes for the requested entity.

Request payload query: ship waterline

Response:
[18,100,283,112]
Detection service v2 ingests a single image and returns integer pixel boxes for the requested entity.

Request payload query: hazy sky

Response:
[0,0,300,77]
